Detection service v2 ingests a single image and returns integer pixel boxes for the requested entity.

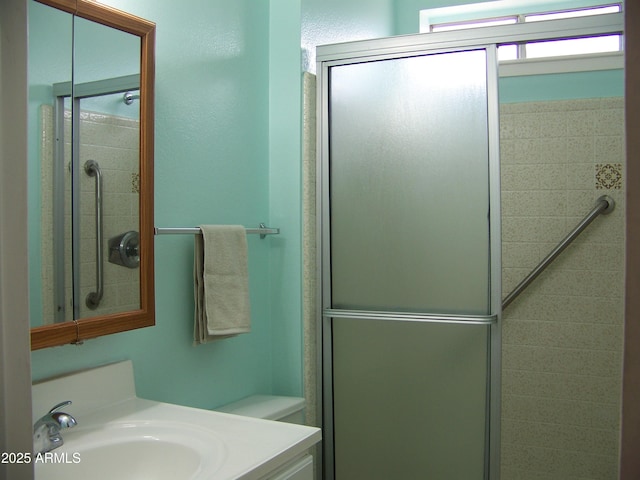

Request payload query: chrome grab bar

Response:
[84,160,103,310]
[502,195,615,310]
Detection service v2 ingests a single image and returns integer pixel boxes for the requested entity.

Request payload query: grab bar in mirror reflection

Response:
[84,160,104,310]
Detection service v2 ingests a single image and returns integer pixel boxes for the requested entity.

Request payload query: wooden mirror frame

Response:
[30,0,155,350]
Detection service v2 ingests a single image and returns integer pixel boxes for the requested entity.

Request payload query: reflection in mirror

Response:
[28,0,73,327]
[32,5,142,325]
[29,0,155,349]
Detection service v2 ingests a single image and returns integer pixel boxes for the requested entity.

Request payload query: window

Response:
[431,17,518,33]
[427,4,623,62]
[524,5,619,22]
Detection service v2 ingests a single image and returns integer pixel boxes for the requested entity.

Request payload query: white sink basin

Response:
[35,421,226,480]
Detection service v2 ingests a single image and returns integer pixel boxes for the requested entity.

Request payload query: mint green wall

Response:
[73,17,140,119]
[268,0,304,396]
[31,0,276,410]
[302,0,394,71]
[392,0,479,36]
[500,70,624,103]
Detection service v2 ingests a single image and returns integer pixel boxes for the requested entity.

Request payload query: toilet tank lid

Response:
[216,395,305,420]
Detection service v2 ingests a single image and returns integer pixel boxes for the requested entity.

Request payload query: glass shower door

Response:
[321,47,500,479]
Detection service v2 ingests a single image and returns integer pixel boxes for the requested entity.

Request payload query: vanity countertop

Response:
[41,396,320,480]
[32,361,321,480]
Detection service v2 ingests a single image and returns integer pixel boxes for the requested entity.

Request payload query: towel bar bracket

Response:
[258,223,269,239]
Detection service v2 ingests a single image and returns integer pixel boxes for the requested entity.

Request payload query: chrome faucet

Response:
[33,401,78,454]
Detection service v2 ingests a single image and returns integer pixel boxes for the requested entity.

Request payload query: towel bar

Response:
[154,223,279,239]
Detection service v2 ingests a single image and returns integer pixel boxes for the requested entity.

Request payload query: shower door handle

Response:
[323,309,497,325]
[84,160,104,310]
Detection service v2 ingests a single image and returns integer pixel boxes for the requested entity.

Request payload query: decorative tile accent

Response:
[131,173,140,193]
[596,163,623,190]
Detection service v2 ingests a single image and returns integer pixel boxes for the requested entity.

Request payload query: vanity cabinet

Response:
[262,453,314,480]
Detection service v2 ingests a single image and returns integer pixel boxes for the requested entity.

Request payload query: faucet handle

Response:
[48,401,77,428]
[48,400,72,414]
[33,401,76,454]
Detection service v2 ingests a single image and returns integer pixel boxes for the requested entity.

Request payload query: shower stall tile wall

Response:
[500,97,625,480]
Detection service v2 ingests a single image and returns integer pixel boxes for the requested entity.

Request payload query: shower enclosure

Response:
[316,12,623,480]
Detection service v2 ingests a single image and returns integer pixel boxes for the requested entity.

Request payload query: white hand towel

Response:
[194,225,251,344]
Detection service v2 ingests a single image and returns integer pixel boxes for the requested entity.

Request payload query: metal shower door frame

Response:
[316,42,502,480]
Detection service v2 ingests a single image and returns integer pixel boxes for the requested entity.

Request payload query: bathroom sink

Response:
[35,421,226,480]
[32,361,321,479]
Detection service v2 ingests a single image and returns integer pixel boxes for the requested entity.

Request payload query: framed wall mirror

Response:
[29,0,155,350]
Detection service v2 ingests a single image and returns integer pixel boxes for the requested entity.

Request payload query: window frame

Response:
[421,4,624,76]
